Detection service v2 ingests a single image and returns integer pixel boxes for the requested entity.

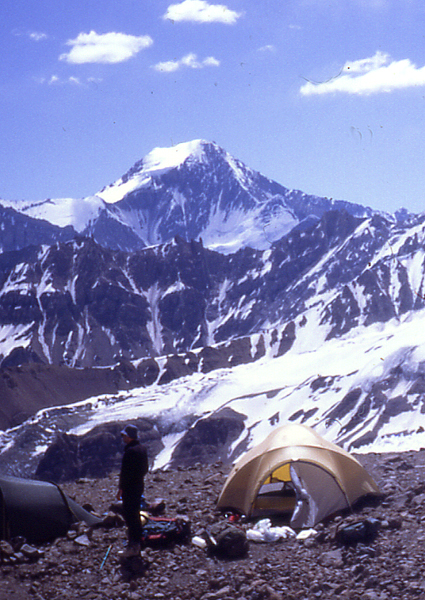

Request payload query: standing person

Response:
[117,424,149,558]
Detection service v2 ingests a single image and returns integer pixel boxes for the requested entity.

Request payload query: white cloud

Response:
[153,60,181,73]
[68,76,82,85]
[258,45,276,53]
[35,75,101,86]
[153,52,220,72]
[48,75,83,85]
[343,51,388,74]
[29,32,48,41]
[164,0,242,24]
[203,56,220,67]
[59,31,153,64]
[12,29,48,41]
[300,51,425,96]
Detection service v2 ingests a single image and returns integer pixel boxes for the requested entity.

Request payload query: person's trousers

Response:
[122,493,142,545]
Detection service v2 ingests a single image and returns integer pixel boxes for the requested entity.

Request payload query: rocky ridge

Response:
[2,207,425,463]
[0,208,423,372]
[1,450,425,600]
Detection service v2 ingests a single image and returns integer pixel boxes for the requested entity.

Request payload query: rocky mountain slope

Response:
[1,205,425,467]
[0,207,423,372]
[2,450,425,600]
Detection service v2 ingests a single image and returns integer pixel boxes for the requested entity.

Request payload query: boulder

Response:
[36,419,163,483]
[169,408,246,468]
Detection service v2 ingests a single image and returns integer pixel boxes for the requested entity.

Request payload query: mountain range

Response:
[0,139,424,478]
[0,140,390,255]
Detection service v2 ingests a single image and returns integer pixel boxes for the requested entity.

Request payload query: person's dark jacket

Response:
[119,439,149,498]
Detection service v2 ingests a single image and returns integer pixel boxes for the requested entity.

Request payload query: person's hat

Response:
[121,424,138,439]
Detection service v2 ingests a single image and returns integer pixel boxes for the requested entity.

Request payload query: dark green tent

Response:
[0,474,101,543]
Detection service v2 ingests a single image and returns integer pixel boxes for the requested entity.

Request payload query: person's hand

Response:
[116,488,122,500]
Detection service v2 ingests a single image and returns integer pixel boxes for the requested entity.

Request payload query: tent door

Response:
[251,462,297,520]
[251,461,348,528]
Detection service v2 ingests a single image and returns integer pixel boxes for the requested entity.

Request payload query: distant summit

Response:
[98,139,212,204]
[0,140,388,254]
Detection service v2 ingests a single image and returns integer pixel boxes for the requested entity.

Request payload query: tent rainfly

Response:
[217,423,380,529]
[0,474,101,543]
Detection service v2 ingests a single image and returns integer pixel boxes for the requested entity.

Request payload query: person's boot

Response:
[118,542,141,558]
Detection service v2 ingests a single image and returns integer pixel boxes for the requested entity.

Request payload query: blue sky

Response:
[2,0,425,214]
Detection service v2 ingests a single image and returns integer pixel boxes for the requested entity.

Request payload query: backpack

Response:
[140,516,191,548]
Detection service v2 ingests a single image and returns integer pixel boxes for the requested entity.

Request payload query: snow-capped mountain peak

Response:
[143,139,209,172]
[0,139,396,256]
[0,196,105,233]
[98,139,212,204]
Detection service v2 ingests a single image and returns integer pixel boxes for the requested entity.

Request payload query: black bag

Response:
[335,518,380,545]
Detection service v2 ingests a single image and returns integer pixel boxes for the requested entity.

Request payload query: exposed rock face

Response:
[35,420,163,483]
[0,231,300,369]
[1,206,425,455]
[0,360,152,430]
[0,207,421,373]
[169,408,246,469]
[94,140,373,253]
[0,332,269,432]
[0,205,75,253]
[29,409,245,482]
[2,143,425,477]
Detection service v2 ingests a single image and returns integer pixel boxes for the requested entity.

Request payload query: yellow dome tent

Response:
[217,423,380,528]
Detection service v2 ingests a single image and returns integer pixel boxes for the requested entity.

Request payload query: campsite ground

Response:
[2,450,425,600]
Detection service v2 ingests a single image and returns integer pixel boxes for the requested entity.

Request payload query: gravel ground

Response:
[2,450,425,600]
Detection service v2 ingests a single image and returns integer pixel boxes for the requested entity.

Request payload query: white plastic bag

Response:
[246,518,296,543]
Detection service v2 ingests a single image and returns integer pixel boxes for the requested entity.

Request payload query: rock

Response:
[35,419,162,482]
[385,517,402,530]
[98,512,125,529]
[74,534,91,547]
[20,544,43,560]
[318,549,344,568]
[0,540,14,557]
[3,451,425,600]
[169,408,246,468]
[12,552,25,563]
[362,593,381,600]
[10,536,26,551]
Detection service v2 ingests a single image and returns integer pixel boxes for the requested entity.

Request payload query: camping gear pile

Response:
[0,422,381,577]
